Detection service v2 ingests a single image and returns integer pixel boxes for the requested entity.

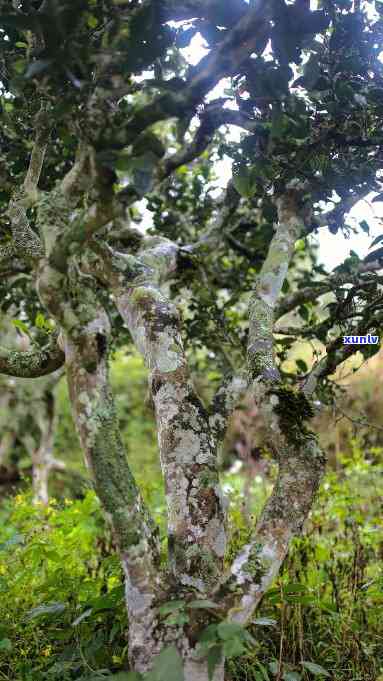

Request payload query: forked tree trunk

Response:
[33,175,327,680]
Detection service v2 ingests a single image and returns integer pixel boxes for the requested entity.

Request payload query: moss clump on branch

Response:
[270,385,315,447]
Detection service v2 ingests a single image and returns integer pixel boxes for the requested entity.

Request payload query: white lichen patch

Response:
[231,543,252,584]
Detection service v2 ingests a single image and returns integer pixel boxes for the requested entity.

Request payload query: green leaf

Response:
[232,164,257,198]
[25,602,66,621]
[207,645,222,681]
[132,132,165,159]
[0,533,24,550]
[269,661,279,675]
[283,673,301,681]
[217,622,245,641]
[165,612,189,626]
[90,586,124,611]
[158,600,185,616]
[115,155,133,172]
[283,583,307,594]
[295,239,305,252]
[87,13,98,28]
[222,637,245,658]
[71,608,93,626]
[188,599,219,610]
[0,638,12,652]
[271,112,288,140]
[359,220,370,235]
[255,660,271,680]
[285,595,315,606]
[109,674,142,680]
[301,661,331,677]
[253,617,277,627]
[369,234,383,249]
[296,359,308,374]
[130,153,158,197]
[150,646,184,681]
[11,319,31,337]
[198,623,219,644]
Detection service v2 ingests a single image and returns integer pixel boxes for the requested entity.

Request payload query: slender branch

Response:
[37,250,162,672]
[302,318,381,396]
[23,104,51,204]
[1,102,51,264]
[276,262,383,319]
[60,143,92,198]
[188,180,241,252]
[157,106,261,182]
[311,191,369,233]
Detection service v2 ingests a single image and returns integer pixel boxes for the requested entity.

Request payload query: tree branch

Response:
[276,262,383,319]
[212,185,327,624]
[302,318,381,396]
[157,106,261,182]
[247,185,308,382]
[118,1,272,144]
[214,436,324,624]
[37,252,162,672]
[208,370,248,446]
[88,240,228,593]
[1,102,50,264]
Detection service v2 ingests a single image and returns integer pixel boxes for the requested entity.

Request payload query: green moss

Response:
[271,385,315,447]
[245,542,266,583]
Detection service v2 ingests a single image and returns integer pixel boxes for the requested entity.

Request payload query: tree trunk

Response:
[0,430,15,468]
[31,389,55,505]
[184,657,225,681]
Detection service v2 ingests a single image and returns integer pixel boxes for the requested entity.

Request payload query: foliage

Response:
[0,441,382,681]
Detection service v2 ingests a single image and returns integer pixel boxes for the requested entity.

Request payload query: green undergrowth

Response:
[0,443,382,680]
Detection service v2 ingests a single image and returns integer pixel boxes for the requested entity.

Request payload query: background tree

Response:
[0,1,383,679]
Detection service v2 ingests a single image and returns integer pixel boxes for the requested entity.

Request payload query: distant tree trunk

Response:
[29,386,62,505]
[0,430,15,469]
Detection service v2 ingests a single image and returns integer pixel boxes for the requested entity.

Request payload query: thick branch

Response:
[38,257,162,672]
[89,240,228,593]
[209,370,248,446]
[215,436,325,624]
[214,185,327,625]
[247,186,308,382]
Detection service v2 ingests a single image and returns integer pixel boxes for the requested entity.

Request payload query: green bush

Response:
[0,442,382,680]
